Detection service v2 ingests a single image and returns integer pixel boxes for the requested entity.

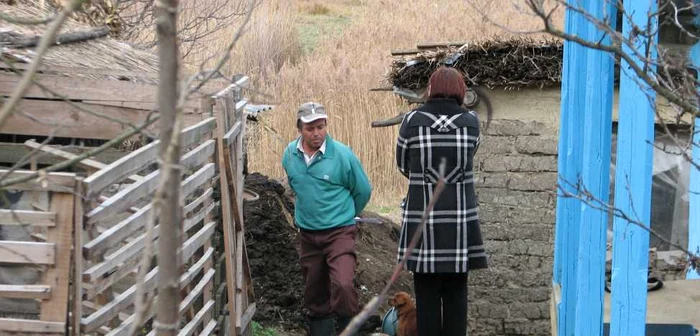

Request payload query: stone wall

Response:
[468,119,558,336]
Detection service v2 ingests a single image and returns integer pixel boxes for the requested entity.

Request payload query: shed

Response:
[378,27,697,336]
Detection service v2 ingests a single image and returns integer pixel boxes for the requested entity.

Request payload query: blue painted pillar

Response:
[610,0,658,334]
[689,114,700,280]
[574,0,616,334]
[554,0,587,334]
[688,39,700,280]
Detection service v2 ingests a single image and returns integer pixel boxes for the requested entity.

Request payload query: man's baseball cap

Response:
[297,102,327,123]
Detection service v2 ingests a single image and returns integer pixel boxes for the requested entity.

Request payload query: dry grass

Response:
[188,0,564,211]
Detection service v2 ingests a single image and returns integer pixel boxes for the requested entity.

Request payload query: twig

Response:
[0,54,144,130]
[0,12,56,25]
[339,159,447,336]
[0,114,158,189]
[1,26,110,48]
[558,177,700,274]
[0,0,86,130]
[187,0,255,96]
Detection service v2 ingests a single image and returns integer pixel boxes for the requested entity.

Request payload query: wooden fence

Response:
[0,76,254,335]
[0,171,78,334]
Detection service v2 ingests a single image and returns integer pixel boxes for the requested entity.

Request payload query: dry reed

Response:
[188,0,564,210]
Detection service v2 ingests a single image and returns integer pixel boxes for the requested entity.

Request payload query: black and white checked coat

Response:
[395,98,488,273]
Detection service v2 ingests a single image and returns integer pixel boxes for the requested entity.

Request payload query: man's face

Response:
[299,118,327,151]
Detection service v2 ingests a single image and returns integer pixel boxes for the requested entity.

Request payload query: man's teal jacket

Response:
[281,134,372,231]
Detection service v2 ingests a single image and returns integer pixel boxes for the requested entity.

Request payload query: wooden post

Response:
[573,1,616,335]
[609,0,658,334]
[553,0,588,334]
[689,114,700,280]
[687,8,700,281]
[72,178,85,336]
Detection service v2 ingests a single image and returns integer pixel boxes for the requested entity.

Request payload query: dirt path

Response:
[243,173,412,335]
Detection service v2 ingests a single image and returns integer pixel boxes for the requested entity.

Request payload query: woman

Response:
[395,66,488,336]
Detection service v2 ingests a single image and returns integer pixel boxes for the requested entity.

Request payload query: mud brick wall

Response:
[468,120,558,336]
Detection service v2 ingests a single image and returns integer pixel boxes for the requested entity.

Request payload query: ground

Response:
[243,172,412,335]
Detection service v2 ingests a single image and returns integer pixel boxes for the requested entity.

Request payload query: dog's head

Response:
[388,291,415,313]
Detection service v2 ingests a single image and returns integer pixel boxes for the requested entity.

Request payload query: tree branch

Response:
[0,113,158,189]
[559,177,699,275]
[340,159,447,336]
[0,0,86,130]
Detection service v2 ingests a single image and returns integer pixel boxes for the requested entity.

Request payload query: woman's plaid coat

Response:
[395,98,488,273]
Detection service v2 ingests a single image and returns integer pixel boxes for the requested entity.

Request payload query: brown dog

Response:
[388,292,418,336]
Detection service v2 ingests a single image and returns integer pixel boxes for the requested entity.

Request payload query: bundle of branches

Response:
[389,37,564,90]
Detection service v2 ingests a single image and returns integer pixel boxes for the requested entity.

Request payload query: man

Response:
[281,102,372,335]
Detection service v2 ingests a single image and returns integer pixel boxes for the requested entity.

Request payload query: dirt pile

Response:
[243,173,413,335]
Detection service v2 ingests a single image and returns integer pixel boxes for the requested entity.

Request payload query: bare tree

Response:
[151,0,182,334]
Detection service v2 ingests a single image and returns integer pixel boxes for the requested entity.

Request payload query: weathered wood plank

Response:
[0,209,55,226]
[183,202,217,232]
[183,188,213,214]
[0,62,157,80]
[24,140,141,182]
[199,320,217,336]
[0,99,157,140]
[84,221,214,300]
[94,245,215,335]
[223,121,242,147]
[82,140,158,197]
[86,141,215,224]
[0,318,65,333]
[0,143,127,166]
[85,185,214,258]
[181,163,216,198]
[82,117,216,196]
[40,192,74,322]
[215,104,238,332]
[234,99,248,114]
[0,285,51,300]
[73,180,85,336]
[144,269,216,336]
[83,204,152,258]
[0,241,55,265]
[0,170,75,192]
[212,76,250,99]
[85,170,159,225]
[0,72,200,110]
[82,215,216,282]
[178,300,215,336]
[236,303,256,335]
[82,247,214,332]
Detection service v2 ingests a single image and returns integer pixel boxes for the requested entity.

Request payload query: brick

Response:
[486,255,553,272]
[504,318,551,335]
[471,301,509,318]
[477,189,555,208]
[470,287,551,305]
[479,136,518,155]
[508,302,550,319]
[479,204,556,224]
[480,155,558,172]
[469,268,552,288]
[487,240,553,257]
[478,172,557,191]
[514,136,558,155]
[481,224,553,242]
[469,318,505,335]
[484,120,552,136]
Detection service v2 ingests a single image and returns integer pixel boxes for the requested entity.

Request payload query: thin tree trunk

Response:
[155,0,182,335]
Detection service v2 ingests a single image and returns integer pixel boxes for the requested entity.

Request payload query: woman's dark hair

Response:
[427,66,466,104]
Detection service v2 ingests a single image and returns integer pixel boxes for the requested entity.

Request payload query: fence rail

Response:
[0,76,254,335]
